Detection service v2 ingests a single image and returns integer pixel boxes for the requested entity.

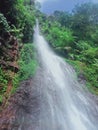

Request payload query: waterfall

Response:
[9,20,98,130]
[33,21,98,130]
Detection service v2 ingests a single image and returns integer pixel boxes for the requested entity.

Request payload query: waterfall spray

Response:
[33,21,98,130]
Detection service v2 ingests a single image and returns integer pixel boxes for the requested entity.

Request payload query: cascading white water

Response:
[33,21,98,130]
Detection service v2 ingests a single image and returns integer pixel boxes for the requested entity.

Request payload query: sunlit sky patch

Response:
[37,0,98,14]
[37,0,57,4]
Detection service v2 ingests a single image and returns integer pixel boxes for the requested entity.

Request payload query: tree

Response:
[72,2,98,40]
[53,11,72,28]
[0,0,18,25]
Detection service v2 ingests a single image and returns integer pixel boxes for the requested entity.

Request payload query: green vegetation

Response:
[18,44,37,81]
[39,2,98,94]
[0,13,10,35]
[0,0,36,42]
[0,68,8,103]
[11,43,37,93]
[0,0,37,105]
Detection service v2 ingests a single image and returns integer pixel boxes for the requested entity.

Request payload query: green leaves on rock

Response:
[18,44,37,81]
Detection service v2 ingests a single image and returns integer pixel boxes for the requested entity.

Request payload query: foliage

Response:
[53,11,72,28]
[0,43,37,104]
[11,74,20,93]
[22,10,35,42]
[15,0,36,42]
[0,13,10,36]
[0,68,9,103]
[75,41,91,52]
[0,0,37,104]
[39,2,98,94]
[0,0,36,43]
[0,0,18,25]
[18,44,37,81]
[72,2,98,40]
[41,21,75,48]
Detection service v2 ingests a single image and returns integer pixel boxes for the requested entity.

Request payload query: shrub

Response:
[0,13,10,35]
[18,44,37,81]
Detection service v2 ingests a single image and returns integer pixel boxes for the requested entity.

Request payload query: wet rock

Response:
[0,78,34,130]
[78,73,86,85]
[0,32,19,71]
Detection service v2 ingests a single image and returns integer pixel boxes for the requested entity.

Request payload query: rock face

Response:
[0,32,19,72]
[0,31,19,109]
[0,78,34,130]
